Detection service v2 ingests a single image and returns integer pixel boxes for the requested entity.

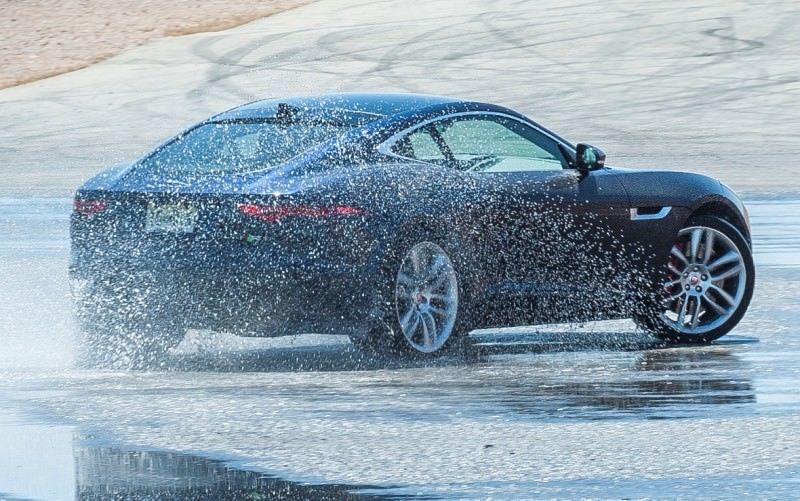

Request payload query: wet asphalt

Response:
[1,0,800,497]
[0,197,798,499]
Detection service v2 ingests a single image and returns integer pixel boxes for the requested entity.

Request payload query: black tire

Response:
[354,231,471,357]
[634,215,755,343]
[73,280,186,369]
[348,322,398,355]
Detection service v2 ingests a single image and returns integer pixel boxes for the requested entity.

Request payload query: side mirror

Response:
[575,143,606,174]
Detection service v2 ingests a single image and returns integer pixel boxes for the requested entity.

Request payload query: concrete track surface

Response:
[1,0,799,195]
[1,1,800,499]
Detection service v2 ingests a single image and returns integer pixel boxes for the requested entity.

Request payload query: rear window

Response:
[139,116,365,176]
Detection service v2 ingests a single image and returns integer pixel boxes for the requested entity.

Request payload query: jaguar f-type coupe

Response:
[70,93,754,365]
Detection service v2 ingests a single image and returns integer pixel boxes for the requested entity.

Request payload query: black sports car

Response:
[70,93,755,365]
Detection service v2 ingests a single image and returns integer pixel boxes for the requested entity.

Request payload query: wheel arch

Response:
[359,212,478,351]
[367,211,482,304]
[688,197,751,244]
[374,214,466,271]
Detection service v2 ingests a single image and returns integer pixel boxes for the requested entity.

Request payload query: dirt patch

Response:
[0,0,315,89]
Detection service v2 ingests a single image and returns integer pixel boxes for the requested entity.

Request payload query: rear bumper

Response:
[70,247,381,337]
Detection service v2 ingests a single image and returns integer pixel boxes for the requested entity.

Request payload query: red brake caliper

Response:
[664,242,686,309]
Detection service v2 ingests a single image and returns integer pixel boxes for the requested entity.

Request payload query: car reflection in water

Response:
[74,446,404,500]
[165,330,757,421]
[487,347,755,420]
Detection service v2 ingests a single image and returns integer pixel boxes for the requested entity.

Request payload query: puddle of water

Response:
[0,407,75,501]
[0,403,409,501]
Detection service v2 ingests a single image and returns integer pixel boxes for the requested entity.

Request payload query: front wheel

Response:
[635,215,755,343]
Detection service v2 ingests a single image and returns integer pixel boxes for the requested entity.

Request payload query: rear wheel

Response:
[394,241,461,354]
[353,239,467,356]
[635,215,754,343]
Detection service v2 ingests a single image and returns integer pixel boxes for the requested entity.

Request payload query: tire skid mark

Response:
[695,26,765,58]
[1,0,799,195]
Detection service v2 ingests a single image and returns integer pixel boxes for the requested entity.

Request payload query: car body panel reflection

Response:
[160,330,756,422]
[74,446,412,500]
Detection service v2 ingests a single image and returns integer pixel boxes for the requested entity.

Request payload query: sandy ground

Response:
[0,0,314,89]
[0,0,799,196]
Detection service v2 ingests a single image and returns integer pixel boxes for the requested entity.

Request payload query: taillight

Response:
[73,198,108,218]
[237,203,364,223]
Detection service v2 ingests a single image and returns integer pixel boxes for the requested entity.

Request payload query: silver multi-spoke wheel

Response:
[661,225,747,335]
[395,242,459,353]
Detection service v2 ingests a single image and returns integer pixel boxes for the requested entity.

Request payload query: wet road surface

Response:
[0,198,798,499]
[2,1,799,497]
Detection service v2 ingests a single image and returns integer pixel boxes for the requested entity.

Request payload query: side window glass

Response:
[436,117,564,172]
[408,129,445,161]
[391,127,445,161]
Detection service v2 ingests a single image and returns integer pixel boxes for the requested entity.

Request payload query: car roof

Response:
[213,92,462,121]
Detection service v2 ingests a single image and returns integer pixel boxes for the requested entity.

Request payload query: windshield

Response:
[138,118,358,176]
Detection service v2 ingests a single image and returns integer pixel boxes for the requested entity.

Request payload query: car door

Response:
[492,166,633,323]
[387,112,632,325]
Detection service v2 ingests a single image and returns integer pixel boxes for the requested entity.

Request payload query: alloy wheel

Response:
[661,225,748,335]
[395,242,459,353]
